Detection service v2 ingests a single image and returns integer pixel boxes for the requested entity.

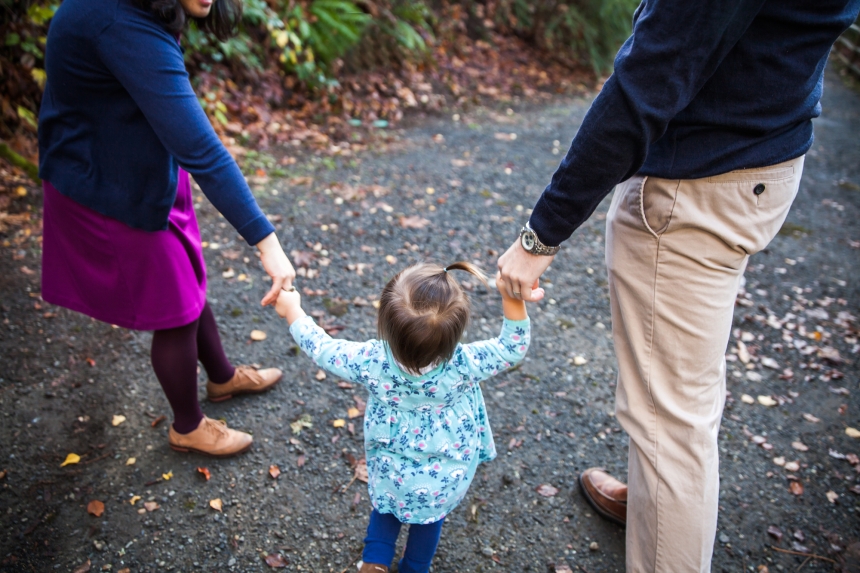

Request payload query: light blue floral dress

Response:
[289,315,530,524]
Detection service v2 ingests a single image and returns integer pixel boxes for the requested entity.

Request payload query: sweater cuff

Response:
[237,214,276,246]
[528,195,579,247]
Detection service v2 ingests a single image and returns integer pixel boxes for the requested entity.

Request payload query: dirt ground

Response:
[1,66,858,573]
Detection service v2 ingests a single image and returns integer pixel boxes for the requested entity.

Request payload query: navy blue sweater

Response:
[530,0,860,247]
[38,0,274,245]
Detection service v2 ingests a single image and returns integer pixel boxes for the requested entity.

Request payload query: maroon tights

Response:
[150,302,235,434]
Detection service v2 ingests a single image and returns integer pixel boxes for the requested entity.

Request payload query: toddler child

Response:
[275,261,535,573]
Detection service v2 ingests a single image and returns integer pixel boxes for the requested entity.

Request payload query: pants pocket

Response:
[640,176,680,237]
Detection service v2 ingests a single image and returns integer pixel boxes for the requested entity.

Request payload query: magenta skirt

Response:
[41,168,207,331]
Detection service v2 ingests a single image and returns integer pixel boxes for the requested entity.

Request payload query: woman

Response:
[38,0,295,456]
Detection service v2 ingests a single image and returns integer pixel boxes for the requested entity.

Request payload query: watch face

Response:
[521,231,536,251]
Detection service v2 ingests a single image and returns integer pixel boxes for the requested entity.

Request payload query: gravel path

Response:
[1,66,858,573]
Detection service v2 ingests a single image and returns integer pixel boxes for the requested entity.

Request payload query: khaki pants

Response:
[605,156,805,572]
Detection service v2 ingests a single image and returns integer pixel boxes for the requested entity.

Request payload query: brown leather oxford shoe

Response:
[578,467,627,526]
[207,365,283,402]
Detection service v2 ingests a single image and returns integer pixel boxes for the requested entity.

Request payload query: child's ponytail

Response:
[442,261,489,288]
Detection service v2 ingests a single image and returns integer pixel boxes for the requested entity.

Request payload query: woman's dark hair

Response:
[377,261,488,375]
[137,0,242,42]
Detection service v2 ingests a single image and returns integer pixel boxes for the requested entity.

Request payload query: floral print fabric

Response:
[289,315,530,524]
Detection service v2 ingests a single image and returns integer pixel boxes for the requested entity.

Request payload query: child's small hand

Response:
[275,286,304,323]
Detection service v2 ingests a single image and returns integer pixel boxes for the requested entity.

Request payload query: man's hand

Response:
[497,239,553,302]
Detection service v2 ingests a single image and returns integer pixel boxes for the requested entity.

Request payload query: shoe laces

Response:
[203,418,229,438]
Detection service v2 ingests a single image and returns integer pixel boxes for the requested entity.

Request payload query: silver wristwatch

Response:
[519,222,560,256]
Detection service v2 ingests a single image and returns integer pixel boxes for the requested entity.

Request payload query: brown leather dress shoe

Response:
[356,562,389,573]
[168,416,253,457]
[578,467,627,526]
[207,365,283,402]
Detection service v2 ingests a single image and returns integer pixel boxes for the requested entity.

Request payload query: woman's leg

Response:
[399,518,445,573]
[196,301,235,384]
[362,509,402,568]
[151,318,204,434]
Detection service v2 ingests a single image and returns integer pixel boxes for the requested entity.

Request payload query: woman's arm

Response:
[95,17,294,302]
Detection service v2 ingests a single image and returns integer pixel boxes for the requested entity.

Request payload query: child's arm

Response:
[500,286,527,321]
[275,287,306,325]
[276,289,377,385]
[456,275,532,381]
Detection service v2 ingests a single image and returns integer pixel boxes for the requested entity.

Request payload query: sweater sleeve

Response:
[95,17,275,245]
[459,318,530,382]
[529,0,765,247]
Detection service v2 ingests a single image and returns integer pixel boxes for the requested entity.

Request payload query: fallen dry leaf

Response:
[741,394,755,404]
[826,490,839,503]
[144,501,160,512]
[354,458,369,483]
[784,461,800,472]
[773,457,785,466]
[536,484,559,497]
[846,427,860,439]
[61,453,81,467]
[162,470,173,481]
[297,454,306,468]
[209,498,223,512]
[385,254,397,265]
[111,414,126,426]
[347,407,361,419]
[766,525,783,541]
[151,415,167,428]
[554,562,574,573]
[791,441,809,452]
[250,329,267,341]
[332,419,346,428]
[197,467,211,481]
[399,215,431,229]
[572,356,587,366]
[802,413,820,423]
[73,559,91,573]
[758,395,777,407]
[269,465,281,479]
[789,481,804,496]
[290,414,313,434]
[264,553,288,568]
[0,470,6,480]
[315,369,327,381]
[129,495,141,506]
[125,457,135,466]
[337,381,354,389]
[87,500,104,517]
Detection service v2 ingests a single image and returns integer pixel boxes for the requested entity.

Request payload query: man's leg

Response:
[605,157,803,572]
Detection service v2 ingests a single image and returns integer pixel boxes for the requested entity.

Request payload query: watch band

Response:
[520,222,560,256]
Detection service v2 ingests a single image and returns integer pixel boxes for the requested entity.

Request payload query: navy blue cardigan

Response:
[530,0,860,247]
[38,0,274,245]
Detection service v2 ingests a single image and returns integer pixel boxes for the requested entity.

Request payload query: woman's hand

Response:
[275,287,305,324]
[256,233,296,306]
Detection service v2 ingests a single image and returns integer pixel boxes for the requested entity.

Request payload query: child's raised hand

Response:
[275,286,304,323]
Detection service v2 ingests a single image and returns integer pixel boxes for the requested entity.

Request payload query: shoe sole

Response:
[578,472,627,527]
[169,442,253,458]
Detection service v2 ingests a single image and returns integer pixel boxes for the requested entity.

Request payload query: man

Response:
[496,1,860,571]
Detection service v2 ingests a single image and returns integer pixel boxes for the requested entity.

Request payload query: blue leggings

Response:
[362,509,445,573]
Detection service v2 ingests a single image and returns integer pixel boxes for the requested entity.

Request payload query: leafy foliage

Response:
[479,0,638,74]
[0,0,636,159]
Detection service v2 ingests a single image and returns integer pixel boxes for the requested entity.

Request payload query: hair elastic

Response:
[443,267,449,273]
